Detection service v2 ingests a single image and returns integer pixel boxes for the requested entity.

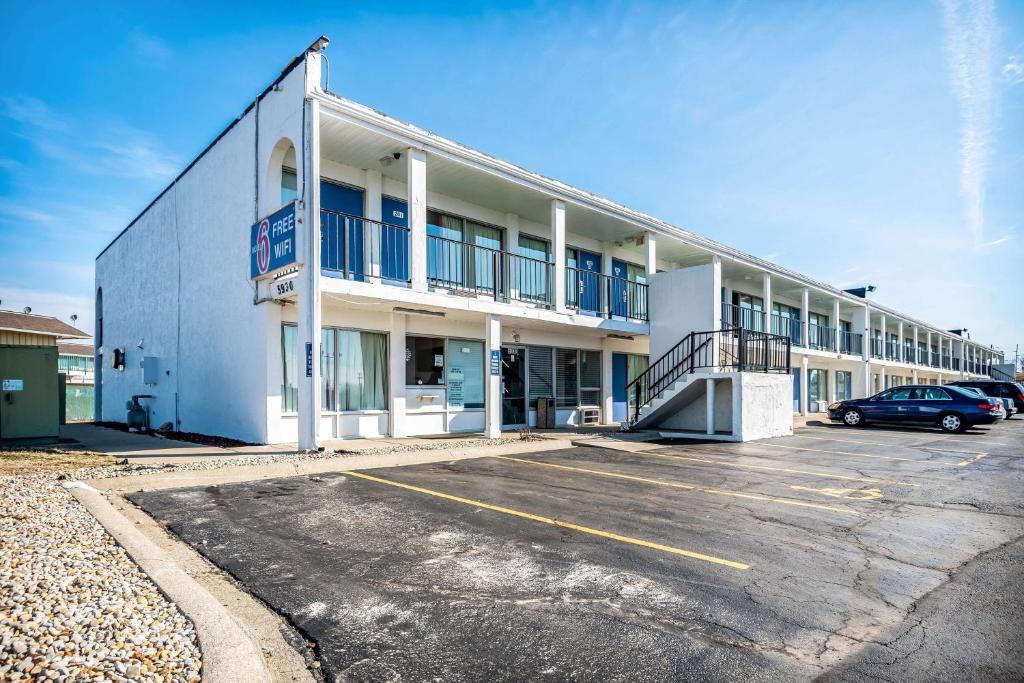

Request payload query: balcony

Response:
[769,312,802,347]
[839,330,863,355]
[871,338,884,359]
[807,323,835,351]
[723,303,767,332]
[565,268,649,321]
[320,210,648,321]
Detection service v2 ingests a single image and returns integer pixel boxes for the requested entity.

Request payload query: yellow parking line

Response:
[493,455,859,515]
[633,449,919,487]
[792,434,985,456]
[956,452,988,467]
[342,470,750,570]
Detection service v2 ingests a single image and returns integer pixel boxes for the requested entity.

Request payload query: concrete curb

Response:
[64,482,271,683]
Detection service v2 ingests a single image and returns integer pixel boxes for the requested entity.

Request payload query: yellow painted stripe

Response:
[956,452,988,467]
[792,434,984,456]
[342,470,750,570]
[493,455,858,515]
[634,449,919,487]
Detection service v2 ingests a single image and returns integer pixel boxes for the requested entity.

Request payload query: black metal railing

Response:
[839,331,862,355]
[565,267,648,321]
[808,323,835,351]
[871,338,884,359]
[721,303,766,332]
[990,365,1014,381]
[321,210,411,282]
[885,340,900,361]
[770,314,803,347]
[426,235,555,306]
[624,327,790,427]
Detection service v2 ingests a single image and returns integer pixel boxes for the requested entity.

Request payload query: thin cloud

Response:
[939,0,998,249]
[0,94,180,182]
[1004,55,1024,85]
[128,30,172,64]
[0,199,57,224]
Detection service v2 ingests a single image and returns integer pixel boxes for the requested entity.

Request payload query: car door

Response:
[915,387,953,423]
[866,388,913,420]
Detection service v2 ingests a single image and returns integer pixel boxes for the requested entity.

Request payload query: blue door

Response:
[611,259,629,317]
[612,353,629,422]
[320,181,364,279]
[575,250,602,313]
[380,197,409,283]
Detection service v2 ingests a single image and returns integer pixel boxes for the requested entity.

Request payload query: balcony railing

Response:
[871,338,884,359]
[885,340,900,361]
[770,313,803,347]
[321,210,411,283]
[566,267,649,321]
[427,235,555,307]
[807,323,835,351]
[722,303,767,332]
[839,330,862,355]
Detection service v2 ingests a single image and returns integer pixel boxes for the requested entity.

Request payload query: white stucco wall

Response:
[95,58,308,443]
[648,263,719,362]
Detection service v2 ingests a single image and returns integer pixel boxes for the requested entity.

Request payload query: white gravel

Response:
[0,473,202,681]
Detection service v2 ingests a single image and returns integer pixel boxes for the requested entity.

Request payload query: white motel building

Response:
[95,38,1006,448]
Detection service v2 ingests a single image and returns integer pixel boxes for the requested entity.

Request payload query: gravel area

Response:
[0,470,202,681]
[73,436,522,481]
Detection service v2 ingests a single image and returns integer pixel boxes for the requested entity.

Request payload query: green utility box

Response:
[0,345,59,443]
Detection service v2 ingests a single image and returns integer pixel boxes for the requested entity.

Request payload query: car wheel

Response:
[842,408,863,427]
[939,412,966,433]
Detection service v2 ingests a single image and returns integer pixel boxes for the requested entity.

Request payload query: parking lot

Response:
[132,419,1024,681]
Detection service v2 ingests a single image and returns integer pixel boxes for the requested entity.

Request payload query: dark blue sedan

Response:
[828,384,1003,433]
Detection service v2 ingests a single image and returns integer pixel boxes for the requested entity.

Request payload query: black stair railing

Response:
[625,327,791,428]
[989,365,1015,381]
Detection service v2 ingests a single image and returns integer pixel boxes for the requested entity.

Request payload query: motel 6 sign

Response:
[250,201,298,279]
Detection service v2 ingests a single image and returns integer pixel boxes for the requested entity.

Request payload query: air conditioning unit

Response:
[814,400,830,413]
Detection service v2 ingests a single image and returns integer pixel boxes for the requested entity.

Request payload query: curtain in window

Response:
[626,354,649,408]
[464,221,502,291]
[427,214,464,285]
[579,350,602,406]
[281,324,298,412]
[517,235,550,303]
[338,330,363,411]
[321,328,335,411]
[359,332,387,410]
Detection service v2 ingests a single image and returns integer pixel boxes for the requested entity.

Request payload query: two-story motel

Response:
[94,38,1006,448]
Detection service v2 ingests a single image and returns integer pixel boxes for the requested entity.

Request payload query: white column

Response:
[938,336,944,370]
[364,169,382,283]
[763,273,773,333]
[912,368,918,383]
[601,241,615,317]
[706,378,716,435]
[927,331,933,367]
[800,288,809,348]
[297,98,322,450]
[551,200,567,313]
[827,366,836,403]
[879,314,887,360]
[832,299,841,352]
[388,312,407,437]
[913,327,920,364]
[601,338,614,424]
[799,356,808,415]
[484,314,502,438]
[505,213,520,302]
[645,231,658,276]
[958,338,965,377]
[407,147,428,292]
[880,365,887,390]
[897,321,904,362]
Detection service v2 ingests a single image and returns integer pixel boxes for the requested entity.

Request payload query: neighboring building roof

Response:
[0,310,89,339]
[57,341,94,356]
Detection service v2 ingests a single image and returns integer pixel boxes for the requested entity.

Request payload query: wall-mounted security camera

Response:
[392,152,402,161]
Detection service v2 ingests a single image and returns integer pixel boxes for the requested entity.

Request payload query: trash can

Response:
[536,397,556,429]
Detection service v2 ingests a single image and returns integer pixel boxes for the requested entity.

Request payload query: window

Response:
[627,354,649,408]
[447,339,484,409]
[406,336,445,386]
[281,324,299,412]
[836,371,852,401]
[426,210,504,291]
[579,350,602,406]
[321,328,335,411]
[921,387,950,400]
[527,346,554,408]
[732,292,764,330]
[337,330,388,411]
[517,235,550,303]
[555,348,579,408]
[772,303,800,339]
[808,369,827,404]
[282,168,298,204]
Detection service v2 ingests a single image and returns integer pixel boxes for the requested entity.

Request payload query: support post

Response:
[645,231,657,276]
[800,288,809,348]
[832,299,840,352]
[551,200,567,313]
[364,169,382,284]
[505,213,520,302]
[763,273,773,333]
[407,147,428,292]
[484,314,501,438]
[799,356,808,415]
[706,377,716,435]
[389,312,407,437]
[297,97,322,451]
[601,338,614,424]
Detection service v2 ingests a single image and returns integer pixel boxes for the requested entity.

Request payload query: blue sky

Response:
[1,1,1021,357]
